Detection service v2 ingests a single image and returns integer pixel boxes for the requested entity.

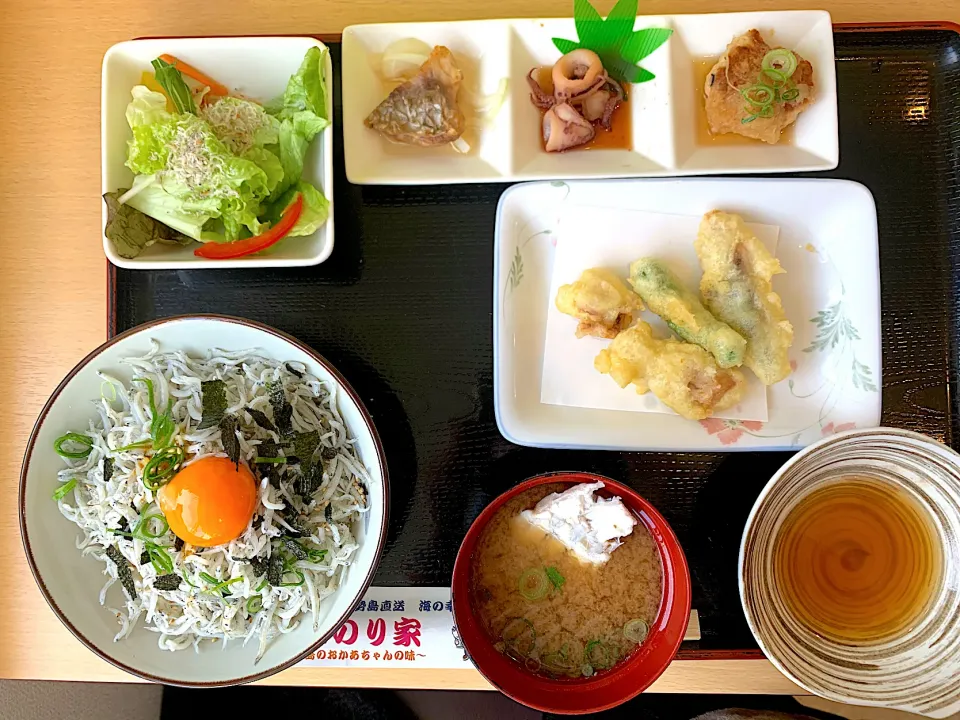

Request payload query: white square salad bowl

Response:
[101,37,335,269]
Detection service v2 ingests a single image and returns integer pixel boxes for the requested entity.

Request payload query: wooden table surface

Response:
[0,0,951,693]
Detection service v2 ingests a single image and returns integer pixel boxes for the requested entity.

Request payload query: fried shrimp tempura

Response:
[695,211,794,385]
[594,321,746,420]
[628,257,746,368]
[555,268,644,339]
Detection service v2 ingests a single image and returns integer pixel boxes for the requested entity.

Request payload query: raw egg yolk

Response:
[158,456,258,547]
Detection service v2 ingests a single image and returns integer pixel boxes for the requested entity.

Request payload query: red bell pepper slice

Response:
[194,193,304,260]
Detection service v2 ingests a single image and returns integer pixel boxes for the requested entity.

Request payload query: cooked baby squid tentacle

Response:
[555,268,644,339]
[695,210,794,385]
[628,258,746,369]
[594,321,746,420]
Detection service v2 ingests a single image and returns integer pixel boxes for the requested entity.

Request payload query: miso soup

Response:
[470,484,663,678]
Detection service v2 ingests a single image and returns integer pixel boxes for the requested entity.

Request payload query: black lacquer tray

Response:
[109,25,960,659]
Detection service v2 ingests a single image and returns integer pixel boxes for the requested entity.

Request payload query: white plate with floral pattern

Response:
[493,178,882,452]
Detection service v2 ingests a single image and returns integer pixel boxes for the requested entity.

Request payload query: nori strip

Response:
[285,363,305,379]
[266,554,284,586]
[154,574,181,591]
[268,381,293,436]
[106,545,137,600]
[139,550,151,565]
[219,414,241,468]
[321,446,337,461]
[198,379,228,430]
[174,536,184,551]
[245,407,277,433]
[249,557,268,577]
[293,431,320,472]
[296,464,323,497]
[325,503,333,522]
[117,516,130,534]
[282,514,310,537]
[282,537,308,560]
[102,457,114,481]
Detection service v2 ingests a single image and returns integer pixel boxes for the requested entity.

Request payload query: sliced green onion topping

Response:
[542,642,581,675]
[780,88,800,102]
[741,114,758,124]
[279,569,306,587]
[136,513,169,539]
[113,440,152,453]
[254,457,287,464]
[758,104,775,119]
[246,595,264,613]
[54,432,93,459]
[255,579,269,592]
[623,618,650,644]
[307,548,327,563]
[147,544,174,575]
[585,640,614,670]
[501,618,536,657]
[761,48,798,78]
[52,479,77,501]
[142,446,184,490]
[759,67,788,88]
[100,380,118,402]
[742,84,774,108]
[581,663,594,677]
[518,568,549,601]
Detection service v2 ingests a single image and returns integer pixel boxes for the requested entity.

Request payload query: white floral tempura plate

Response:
[493,178,882,452]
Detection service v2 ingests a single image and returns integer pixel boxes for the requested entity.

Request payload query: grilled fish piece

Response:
[364,45,466,146]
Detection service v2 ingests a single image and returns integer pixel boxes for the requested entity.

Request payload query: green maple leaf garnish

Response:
[552,0,673,84]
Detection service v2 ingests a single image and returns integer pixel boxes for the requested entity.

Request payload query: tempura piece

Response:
[704,30,815,144]
[364,46,465,146]
[556,268,643,339]
[696,210,794,385]
[628,258,746,368]
[595,322,746,420]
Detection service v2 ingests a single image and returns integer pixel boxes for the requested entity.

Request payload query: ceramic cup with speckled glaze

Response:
[740,428,960,718]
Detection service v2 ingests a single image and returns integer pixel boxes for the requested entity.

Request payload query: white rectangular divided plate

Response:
[494,178,882,452]
[342,12,837,185]
[102,37,335,269]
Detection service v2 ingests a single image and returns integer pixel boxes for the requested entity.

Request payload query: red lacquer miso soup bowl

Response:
[452,472,691,714]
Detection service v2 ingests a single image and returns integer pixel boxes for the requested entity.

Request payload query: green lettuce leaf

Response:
[243,147,284,194]
[267,46,329,122]
[126,86,171,128]
[265,181,329,238]
[271,111,329,200]
[103,191,193,258]
[123,182,215,241]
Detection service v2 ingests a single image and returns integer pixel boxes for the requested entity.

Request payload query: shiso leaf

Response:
[546,566,565,590]
[266,554,284,586]
[219,415,241,469]
[245,407,277,433]
[268,381,293,435]
[197,379,228,430]
[106,545,138,600]
[154,573,182,591]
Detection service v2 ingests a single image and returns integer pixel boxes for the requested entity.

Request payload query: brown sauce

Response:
[535,67,632,152]
[694,57,795,146]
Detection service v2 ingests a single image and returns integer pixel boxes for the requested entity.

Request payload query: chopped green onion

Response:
[544,567,564,591]
[781,88,800,102]
[135,513,169,539]
[623,618,650,644]
[279,570,306,587]
[52,479,77,501]
[246,595,264,613]
[759,67,788,88]
[581,663,594,677]
[518,569,549,601]
[133,377,176,450]
[542,641,581,675]
[306,548,327,563]
[100,380,118,402]
[113,440,152,453]
[254,457,287,464]
[758,104,775,119]
[501,618,536,657]
[761,48,798,78]
[255,579,269,592]
[741,84,774,108]
[142,446,184,490]
[147,544,174,575]
[54,432,93,459]
[741,114,757,124]
[199,572,220,585]
[585,640,614,670]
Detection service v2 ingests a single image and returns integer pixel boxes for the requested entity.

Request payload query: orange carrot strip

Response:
[158,54,230,97]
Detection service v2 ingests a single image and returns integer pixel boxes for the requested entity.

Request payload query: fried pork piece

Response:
[696,210,794,385]
[364,46,465,146]
[595,322,746,420]
[556,268,643,339]
[704,29,815,144]
[628,258,746,368]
